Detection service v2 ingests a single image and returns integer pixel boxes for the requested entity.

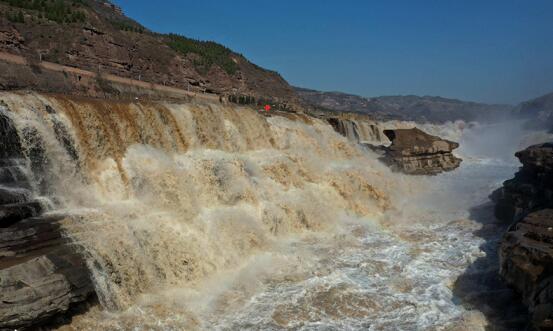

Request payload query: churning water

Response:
[0,92,549,330]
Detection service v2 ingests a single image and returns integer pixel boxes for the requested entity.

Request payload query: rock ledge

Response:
[379,128,462,175]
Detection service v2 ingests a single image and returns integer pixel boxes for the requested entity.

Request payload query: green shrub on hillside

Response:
[112,20,144,33]
[165,34,238,75]
[1,0,86,23]
[5,9,24,22]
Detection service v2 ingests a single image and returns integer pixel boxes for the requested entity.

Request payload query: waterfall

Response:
[0,91,400,312]
[4,92,550,330]
[326,117,385,145]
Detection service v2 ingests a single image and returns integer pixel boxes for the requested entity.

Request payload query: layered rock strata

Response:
[493,143,553,330]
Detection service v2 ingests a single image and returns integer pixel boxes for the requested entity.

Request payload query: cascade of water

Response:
[5,92,548,330]
[0,92,399,312]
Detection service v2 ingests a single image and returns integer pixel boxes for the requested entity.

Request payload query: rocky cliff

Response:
[0,0,299,104]
[500,209,553,330]
[493,143,553,223]
[493,143,553,330]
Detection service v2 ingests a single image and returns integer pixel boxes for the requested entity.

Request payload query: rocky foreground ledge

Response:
[492,142,553,330]
[377,128,462,175]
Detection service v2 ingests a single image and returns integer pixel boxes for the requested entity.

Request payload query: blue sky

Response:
[112,0,553,104]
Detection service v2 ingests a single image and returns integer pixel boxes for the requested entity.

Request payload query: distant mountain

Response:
[296,87,512,123]
[0,0,298,103]
[514,91,553,131]
[517,91,553,114]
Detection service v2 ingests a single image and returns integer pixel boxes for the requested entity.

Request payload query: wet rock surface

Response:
[0,200,43,228]
[493,143,553,330]
[378,128,462,175]
[0,112,94,330]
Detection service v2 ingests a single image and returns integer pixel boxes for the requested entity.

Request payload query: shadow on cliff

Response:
[452,201,528,331]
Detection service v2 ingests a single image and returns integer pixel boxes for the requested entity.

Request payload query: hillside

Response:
[514,91,553,131]
[296,87,512,123]
[0,0,299,104]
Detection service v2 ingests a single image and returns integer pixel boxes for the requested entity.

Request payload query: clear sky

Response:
[112,0,553,104]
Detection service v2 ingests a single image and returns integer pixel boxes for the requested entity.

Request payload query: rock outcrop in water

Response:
[0,112,94,330]
[493,143,553,330]
[325,118,463,175]
[378,128,462,175]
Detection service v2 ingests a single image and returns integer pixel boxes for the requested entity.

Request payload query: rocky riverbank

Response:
[492,142,553,330]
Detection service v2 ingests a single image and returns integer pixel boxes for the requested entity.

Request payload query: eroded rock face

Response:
[0,111,94,330]
[493,143,553,330]
[493,143,553,223]
[500,210,553,330]
[379,128,462,175]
